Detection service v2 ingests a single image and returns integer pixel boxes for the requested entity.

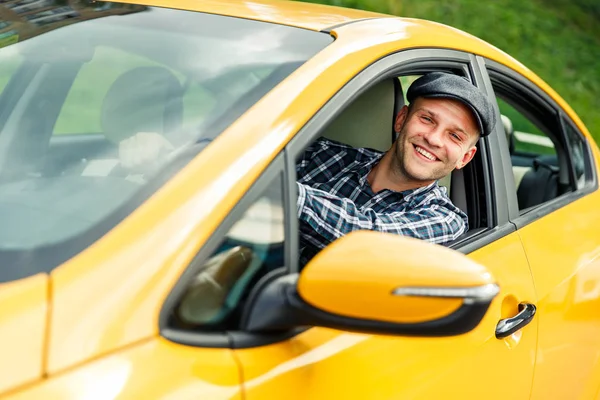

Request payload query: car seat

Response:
[321,78,402,152]
[501,114,530,189]
[101,66,184,145]
[516,156,560,210]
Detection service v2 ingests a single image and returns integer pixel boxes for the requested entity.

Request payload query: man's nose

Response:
[423,127,444,147]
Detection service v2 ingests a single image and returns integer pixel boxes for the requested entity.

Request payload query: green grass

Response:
[301,0,600,145]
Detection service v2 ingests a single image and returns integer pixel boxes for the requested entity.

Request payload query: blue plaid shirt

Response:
[296,138,468,265]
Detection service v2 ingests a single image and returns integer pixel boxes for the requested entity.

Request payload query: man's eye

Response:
[420,116,433,123]
[450,132,462,141]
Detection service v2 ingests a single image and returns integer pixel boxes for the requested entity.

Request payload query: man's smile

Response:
[413,144,439,162]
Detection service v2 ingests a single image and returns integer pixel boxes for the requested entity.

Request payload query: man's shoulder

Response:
[406,181,446,202]
[311,137,382,158]
[312,137,352,151]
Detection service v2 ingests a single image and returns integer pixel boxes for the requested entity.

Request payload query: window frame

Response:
[159,152,302,348]
[484,58,598,228]
[561,114,597,190]
[286,49,518,258]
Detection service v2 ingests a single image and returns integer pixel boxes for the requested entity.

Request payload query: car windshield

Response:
[0,1,333,282]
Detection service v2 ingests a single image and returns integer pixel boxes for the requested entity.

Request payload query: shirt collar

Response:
[355,156,439,199]
[402,181,438,201]
[356,153,384,187]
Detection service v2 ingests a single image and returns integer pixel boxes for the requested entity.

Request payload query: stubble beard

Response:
[394,134,451,184]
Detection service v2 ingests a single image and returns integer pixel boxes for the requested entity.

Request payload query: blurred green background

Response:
[300,0,600,144]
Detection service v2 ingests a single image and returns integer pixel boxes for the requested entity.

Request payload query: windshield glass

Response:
[0,1,333,282]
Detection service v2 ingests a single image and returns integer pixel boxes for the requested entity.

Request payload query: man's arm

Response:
[297,182,467,251]
[295,137,353,178]
[295,140,320,177]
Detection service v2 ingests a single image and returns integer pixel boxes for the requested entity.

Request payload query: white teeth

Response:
[416,146,436,161]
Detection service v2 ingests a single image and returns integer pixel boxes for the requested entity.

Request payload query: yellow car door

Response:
[235,232,536,399]
[484,63,600,400]
[3,339,242,399]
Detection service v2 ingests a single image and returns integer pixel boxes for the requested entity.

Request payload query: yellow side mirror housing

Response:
[299,231,496,324]
[243,231,498,337]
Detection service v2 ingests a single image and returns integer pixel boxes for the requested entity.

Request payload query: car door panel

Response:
[519,193,600,400]
[1,338,242,400]
[0,274,47,395]
[236,232,537,399]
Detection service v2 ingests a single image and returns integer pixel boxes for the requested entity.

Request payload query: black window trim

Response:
[472,56,521,222]
[560,113,597,190]
[484,58,599,229]
[486,63,571,188]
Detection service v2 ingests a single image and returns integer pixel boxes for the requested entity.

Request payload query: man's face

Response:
[392,97,479,185]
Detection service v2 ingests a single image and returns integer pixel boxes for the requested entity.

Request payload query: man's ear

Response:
[394,105,409,133]
[456,146,477,170]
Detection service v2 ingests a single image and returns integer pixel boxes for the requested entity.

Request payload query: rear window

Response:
[0,1,332,282]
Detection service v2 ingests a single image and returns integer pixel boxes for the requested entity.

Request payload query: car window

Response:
[171,173,285,330]
[54,46,218,137]
[320,69,483,227]
[398,71,483,228]
[489,69,583,213]
[0,2,332,283]
[300,64,486,265]
[498,98,556,157]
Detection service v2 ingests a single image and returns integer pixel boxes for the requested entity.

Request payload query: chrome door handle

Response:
[495,303,536,339]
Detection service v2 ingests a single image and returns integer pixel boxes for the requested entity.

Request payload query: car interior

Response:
[319,75,473,229]
[46,65,187,177]
[488,74,585,213]
[500,111,562,210]
[320,72,583,225]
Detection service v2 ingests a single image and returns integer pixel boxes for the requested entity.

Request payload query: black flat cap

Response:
[406,72,496,137]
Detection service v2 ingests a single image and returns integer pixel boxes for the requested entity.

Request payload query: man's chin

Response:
[404,169,447,184]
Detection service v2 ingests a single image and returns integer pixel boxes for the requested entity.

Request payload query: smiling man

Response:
[296,72,496,265]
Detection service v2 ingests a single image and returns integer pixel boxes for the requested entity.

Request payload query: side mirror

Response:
[242,231,499,336]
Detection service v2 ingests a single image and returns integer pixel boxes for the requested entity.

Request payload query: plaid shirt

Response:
[296,138,468,265]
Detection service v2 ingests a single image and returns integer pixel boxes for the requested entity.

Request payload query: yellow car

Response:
[0,0,599,399]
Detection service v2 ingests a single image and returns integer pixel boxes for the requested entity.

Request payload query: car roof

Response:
[114,0,515,63]
[118,0,388,31]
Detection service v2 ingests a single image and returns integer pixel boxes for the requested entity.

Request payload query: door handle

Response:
[495,303,536,339]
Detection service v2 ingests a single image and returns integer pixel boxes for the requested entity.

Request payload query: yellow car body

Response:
[0,0,599,399]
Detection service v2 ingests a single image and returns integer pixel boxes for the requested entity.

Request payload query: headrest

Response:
[501,114,515,153]
[101,66,184,143]
[321,79,396,152]
[501,114,513,138]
